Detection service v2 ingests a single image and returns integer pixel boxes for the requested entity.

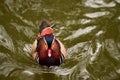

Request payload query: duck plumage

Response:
[31,20,67,67]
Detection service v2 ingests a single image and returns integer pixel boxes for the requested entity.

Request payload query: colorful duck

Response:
[31,20,67,67]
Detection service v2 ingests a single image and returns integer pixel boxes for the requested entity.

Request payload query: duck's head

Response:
[38,20,55,37]
[40,27,53,37]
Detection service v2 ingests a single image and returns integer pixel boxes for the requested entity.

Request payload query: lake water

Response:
[0,0,120,80]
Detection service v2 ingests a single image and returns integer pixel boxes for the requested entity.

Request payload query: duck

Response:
[31,20,67,67]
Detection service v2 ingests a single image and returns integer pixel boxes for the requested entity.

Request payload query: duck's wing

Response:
[31,40,37,59]
[55,38,67,59]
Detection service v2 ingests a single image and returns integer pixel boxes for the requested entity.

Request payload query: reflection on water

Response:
[84,11,110,18]
[64,26,96,40]
[84,0,116,8]
[0,0,120,80]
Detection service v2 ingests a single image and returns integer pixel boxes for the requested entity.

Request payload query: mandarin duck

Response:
[31,20,67,67]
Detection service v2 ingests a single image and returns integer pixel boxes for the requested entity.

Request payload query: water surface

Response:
[0,0,120,80]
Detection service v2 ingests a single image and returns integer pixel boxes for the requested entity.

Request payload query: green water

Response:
[0,0,120,80]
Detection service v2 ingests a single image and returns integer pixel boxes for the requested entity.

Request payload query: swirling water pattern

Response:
[0,0,120,80]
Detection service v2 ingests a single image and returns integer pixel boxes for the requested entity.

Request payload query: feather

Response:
[44,35,54,48]
[39,20,50,33]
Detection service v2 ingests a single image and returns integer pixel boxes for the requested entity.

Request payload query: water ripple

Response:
[55,66,77,76]
[23,44,32,57]
[84,11,110,18]
[84,0,116,8]
[105,39,120,62]
[11,22,35,38]
[0,0,120,80]
[64,26,96,40]
[66,19,92,27]
[0,25,15,52]
[90,41,102,63]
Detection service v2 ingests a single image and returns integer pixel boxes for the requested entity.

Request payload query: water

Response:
[0,0,120,80]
